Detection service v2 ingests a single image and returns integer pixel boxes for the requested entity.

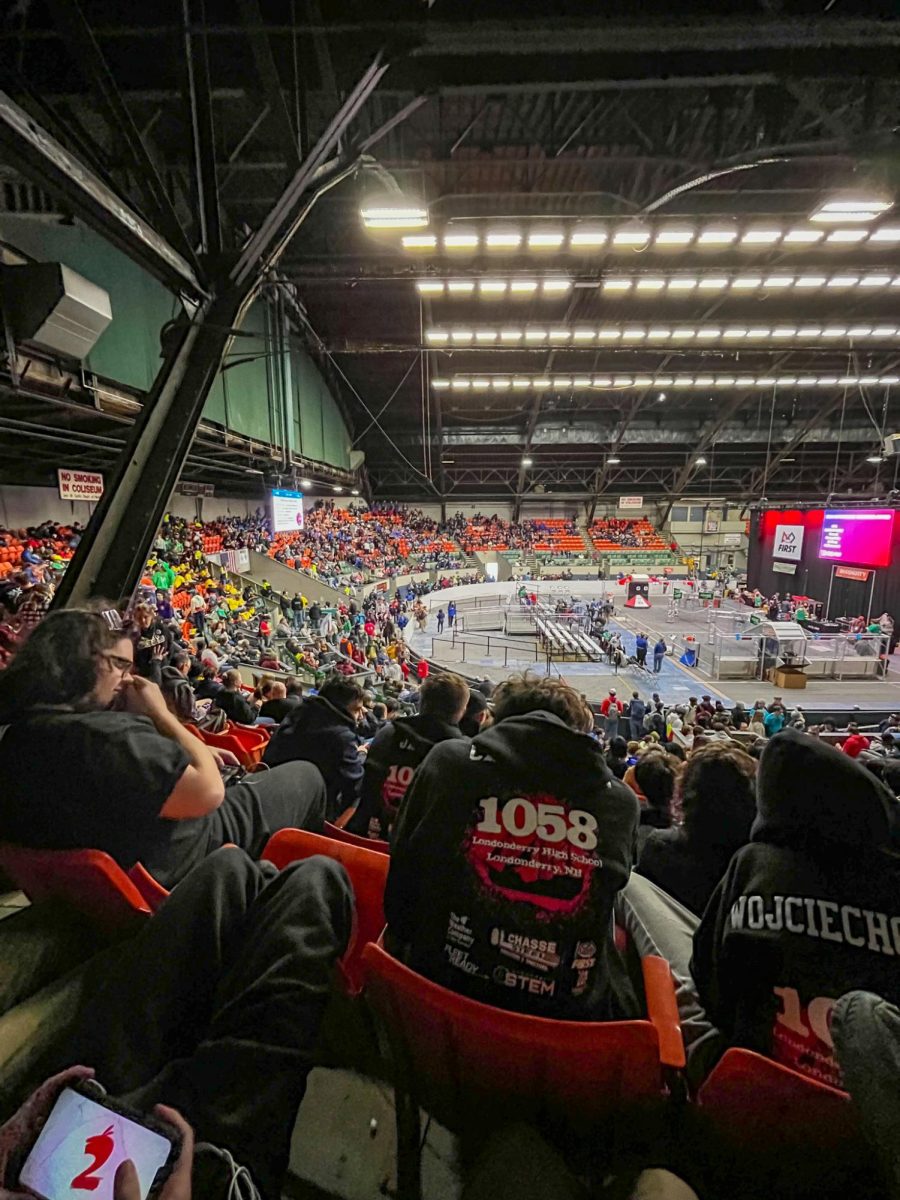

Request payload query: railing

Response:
[432,630,552,671]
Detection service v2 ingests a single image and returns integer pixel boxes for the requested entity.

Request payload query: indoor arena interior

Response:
[1,4,900,1199]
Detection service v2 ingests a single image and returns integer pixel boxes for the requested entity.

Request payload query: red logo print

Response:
[70,1126,115,1191]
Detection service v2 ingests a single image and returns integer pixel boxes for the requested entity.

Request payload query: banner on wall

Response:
[772,560,797,575]
[773,523,804,561]
[723,533,743,546]
[57,468,103,501]
[224,549,250,574]
[618,496,643,509]
[835,565,870,582]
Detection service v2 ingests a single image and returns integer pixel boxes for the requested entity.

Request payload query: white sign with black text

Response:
[773,523,804,561]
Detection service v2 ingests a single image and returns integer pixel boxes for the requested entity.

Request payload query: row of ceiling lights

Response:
[424,322,900,346]
[431,372,900,391]
[415,269,900,298]
[297,478,359,495]
[398,222,900,255]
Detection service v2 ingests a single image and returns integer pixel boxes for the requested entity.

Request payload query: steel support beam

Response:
[53,52,390,608]
[183,0,222,257]
[0,90,206,298]
[235,0,301,172]
[45,0,198,267]
[748,395,845,495]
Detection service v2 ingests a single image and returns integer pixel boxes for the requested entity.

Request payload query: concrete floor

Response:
[408,598,899,712]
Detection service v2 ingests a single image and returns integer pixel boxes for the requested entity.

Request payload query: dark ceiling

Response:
[1,1,900,509]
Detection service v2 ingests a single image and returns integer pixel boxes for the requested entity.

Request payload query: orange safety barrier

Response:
[362,941,685,1197]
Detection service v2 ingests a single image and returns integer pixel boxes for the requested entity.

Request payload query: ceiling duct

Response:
[2,262,111,360]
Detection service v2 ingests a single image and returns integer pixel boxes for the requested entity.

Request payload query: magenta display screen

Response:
[818,509,895,569]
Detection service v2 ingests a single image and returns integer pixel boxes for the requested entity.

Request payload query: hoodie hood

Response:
[472,710,613,792]
[392,713,465,753]
[288,693,357,733]
[753,728,895,851]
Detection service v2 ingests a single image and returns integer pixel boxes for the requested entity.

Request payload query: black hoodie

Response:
[692,729,900,1088]
[385,711,640,1021]
[263,694,363,819]
[345,713,467,840]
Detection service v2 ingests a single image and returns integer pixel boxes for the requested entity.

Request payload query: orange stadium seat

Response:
[362,942,685,1196]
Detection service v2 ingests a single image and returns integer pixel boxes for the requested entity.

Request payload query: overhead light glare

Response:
[444,232,479,249]
[570,227,608,247]
[415,281,444,295]
[362,205,428,228]
[528,230,564,248]
[486,229,522,248]
[402,234,436,249]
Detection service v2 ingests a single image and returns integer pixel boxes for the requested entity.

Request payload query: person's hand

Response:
[119,676,170,724]
[209,747,241,769]
[114,1106,193,1200]
[0,1066,94,1199]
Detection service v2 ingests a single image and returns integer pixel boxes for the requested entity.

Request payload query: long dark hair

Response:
[0,610,123,722]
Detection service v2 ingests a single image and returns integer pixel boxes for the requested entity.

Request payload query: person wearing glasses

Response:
[0,610,326,887]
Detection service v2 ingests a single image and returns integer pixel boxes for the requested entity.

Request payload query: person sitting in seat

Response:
[346,672,469,841]
[691,729,900,1088]
[0,611,325,888]
[0,846,353,1200]
[263,676,366,820]
[258,680,300,724]
[636,742,757,916]
[385,674,640,1020]
[212,668,258,724]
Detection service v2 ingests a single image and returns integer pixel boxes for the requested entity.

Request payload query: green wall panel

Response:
[0,218,351,469]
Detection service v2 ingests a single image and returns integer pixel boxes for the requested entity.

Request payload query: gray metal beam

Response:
[0,90,206,298]
[182,0,222,257]
[45,0,198,267]
[235,0,301,172]
[53,52,391,607]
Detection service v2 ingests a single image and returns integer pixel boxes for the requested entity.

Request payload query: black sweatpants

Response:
[145,761,327,888]
[64,847,353,1200]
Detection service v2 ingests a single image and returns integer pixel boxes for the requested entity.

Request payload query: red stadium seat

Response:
[696,1047,867,1192]
[0,844,168,932]
[323,821,390,856]
[362,942,685,1197]
[261,828,388,994]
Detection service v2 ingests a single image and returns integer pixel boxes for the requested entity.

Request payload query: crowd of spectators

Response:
[590,517,672,552]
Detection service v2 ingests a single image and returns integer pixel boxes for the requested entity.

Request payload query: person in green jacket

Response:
[152,561,176,591]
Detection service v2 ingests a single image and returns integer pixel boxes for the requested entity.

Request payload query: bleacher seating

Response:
[589,517,669,552]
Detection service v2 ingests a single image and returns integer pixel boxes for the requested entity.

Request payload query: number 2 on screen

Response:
[70,1126,115,1192]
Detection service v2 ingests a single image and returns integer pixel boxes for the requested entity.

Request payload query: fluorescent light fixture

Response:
[532,378,552,389]
[597,329,622,341]
[621,327,647,340]
[723,327,748,338]
[521,456,533,466]
[500,328,522,342]
[771,326,797,338]
[593,376,613,387]
[612,376,634,387]
[821,326,848,337]
[747,327,772,339]
[351,488,360,496]
[694,457,707,466]
[361,205,428,228]
[847,325,873,337]
[698,225,738,244]
[731,275,763,289]
[798,325,822,336]
[668,277,698,290]
[425,329,449,343]
[528,230,564,248]
[444,232,479,249]
[432,379,450,390]
[826,228,868,242]
[333,485,343,493]
[492,378,511,389]
[509,279,538,293]
[697,276,729,290]
[479,279,507,295]
[783,228,824,243]
[713,378,734,387]
[416,280,444,295]
[602,277,632,291]
[636,278,666,291]
[512,378,531,389]
[763,275,794,288]
[475,329,498,342]
[612,223,651,246]
[671,328,695,340]
[741,227,782,244]
[301,478,313,487]
[796,378,817,386]
[827,274,859,287]
[486,229,522,248]
[868,226,900,242]
[549,329,571,341]
[450,328,473,342]
[695,326,721,339]
[436,372,900,391]
[817,196,892,214]
[813,210,886,224]
[673,377,693,387]
[867,455,885,464]
[572,328,596,341]
[472,379,490,390]
[695,375,715,386]
[524,328,548,341]
[634,375,655,387]
[859,274,892,287]
[552,376,572,387]
[447,279,475,294]
[451,380,470,390]
[573,376,593,387]
[541,278,572,293]
[607,457,621,464]
[655,226,695,245]
[795,275,827,288]
[570,226,608,247]
[402,234,436,249]
[648,327,673,339]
